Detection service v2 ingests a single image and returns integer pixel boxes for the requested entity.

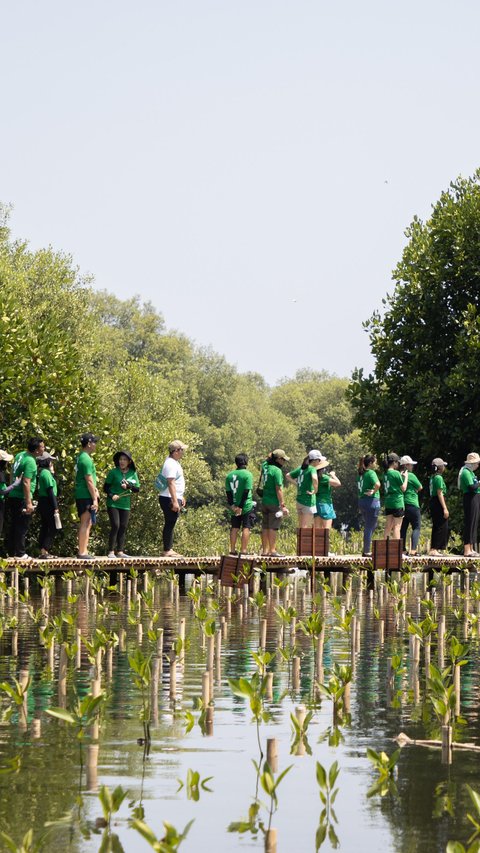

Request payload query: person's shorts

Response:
[316,502,336,520]
[385,507,405,518]
[262,504,283,531]
[76,498,92,518]
[231,509,257,529]
[296,502,317,516]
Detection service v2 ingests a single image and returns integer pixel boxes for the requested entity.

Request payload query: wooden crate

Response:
[372,539,403,572]
[218,554,253,588]
[296,528,329,557]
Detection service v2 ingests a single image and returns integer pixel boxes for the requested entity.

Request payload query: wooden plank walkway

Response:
[1,553,479,575]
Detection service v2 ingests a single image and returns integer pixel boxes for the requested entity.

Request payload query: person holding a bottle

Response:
[260,449,290,556]
[7,436,45,558]
[314,458,341,530]
[37,452,60,559]
[75,432,99,559]
[104,450,140,558]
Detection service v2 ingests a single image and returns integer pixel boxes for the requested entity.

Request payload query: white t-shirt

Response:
[159,457,185,500]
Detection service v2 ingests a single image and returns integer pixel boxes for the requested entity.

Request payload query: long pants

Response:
[430,497,449,550]
[0,501,5,539]
[463,492,480,547]
[107,507,130,552]
[358,498,380,554]
[400,504,421,552]
[159,496,180,551]
[8,498,31,557]
[38,497,57,552]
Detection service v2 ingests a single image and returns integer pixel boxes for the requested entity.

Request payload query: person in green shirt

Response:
[429,457,449,555]
[314,459,341,530]
[458,451,480,557]
[8,436,45,558]
[37,452,60,559]
[103,450,140,558]
[225,453,255,555]
[260,449,290,556]
[75,432,100,559]
[399,455,423,555]
[357,454,381,556]
[287,449,321,529]
[382,453,408,541]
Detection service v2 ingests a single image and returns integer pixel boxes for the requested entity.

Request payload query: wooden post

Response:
[169,647,177,702]
[265,829,277,853]
[86,743,99,791]
[441,725,452,765]
[259,619,267,650]
[266,672,273,701]
[292,656,300,691]
[58,644,68,707]
[267,737,278,772]
[294,704,306,756]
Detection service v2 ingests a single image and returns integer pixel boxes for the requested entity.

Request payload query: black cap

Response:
[113,450,136,471]
[80,432,99,447]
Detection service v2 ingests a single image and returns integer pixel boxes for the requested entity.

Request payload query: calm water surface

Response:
[0,569,479,852]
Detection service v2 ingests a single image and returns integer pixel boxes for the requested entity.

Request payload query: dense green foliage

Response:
[0,206,362,555]
[349,170,480,529]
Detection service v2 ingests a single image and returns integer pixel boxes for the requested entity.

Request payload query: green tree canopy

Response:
[349,170,480,476]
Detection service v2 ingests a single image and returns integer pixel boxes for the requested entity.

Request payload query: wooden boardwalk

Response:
[1,552,479,575]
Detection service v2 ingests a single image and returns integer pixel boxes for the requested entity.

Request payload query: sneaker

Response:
[270,552,286,557]
[77,553,95,560]
[38,553,54,560]
[16,553,30,560]
[362,552,373,558]
[116,552,130,558]
[467,551,480,558]
[107,551,117,558]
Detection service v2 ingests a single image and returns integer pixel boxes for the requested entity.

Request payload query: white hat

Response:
[464,452,480,465]
[0,450,13,463]
[308,449,323,461]
[400,455,417,466]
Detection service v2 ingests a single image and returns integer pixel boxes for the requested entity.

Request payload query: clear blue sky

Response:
[2,0,480,382]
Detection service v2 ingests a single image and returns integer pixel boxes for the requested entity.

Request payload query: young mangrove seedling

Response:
[176,768,213,801]
[0,676,31,727]
[0,828,52,853]
[366,747,400,798]
[316,760,340,851]
[130,818,194,852]
[251,650,275,678]
[46,691,105,772]
[128,647,153,746]
[316,664,352,724]
[427,663,456,727]
[446,785,480,852]
[290,709,314,755]
[228,672,271,762]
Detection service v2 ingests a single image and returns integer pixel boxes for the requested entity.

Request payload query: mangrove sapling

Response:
[0,676,30,727]
[129,647,153,746]
[427,663,456,727]
[0,828,53,853]
[228,672,271,762]
[316,664,353,725]
[315,760,340,850]
[177,768,213,801]
[131,817,194,852]
[46,690,105,773]
[366,747,400,798]
[298,611,324,673]
[252,650,275,678]
[274,605,297,648]
[256,761,292,832]
[446,785,480,853]
[290,707,314,755]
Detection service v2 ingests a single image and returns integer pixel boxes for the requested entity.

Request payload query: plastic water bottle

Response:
[54,511,62,530]
[275,510,283,519]
[90,507,97,525]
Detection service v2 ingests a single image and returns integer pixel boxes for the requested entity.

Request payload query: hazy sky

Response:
[2,1,480,383]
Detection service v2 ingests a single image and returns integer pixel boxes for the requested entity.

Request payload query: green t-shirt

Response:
[357,469,380,498]
[225,468,254,515]
[404,472,422,507]
[289,466,318,507]
[38,468,58,498]
[9,452,37,500]
[317,473,333,506]
[459,467,478,495]
[105,466,140,510]
[262,464,283,506]
[430,474,446,497]
[383,469,405,509]
[75,451,97,499]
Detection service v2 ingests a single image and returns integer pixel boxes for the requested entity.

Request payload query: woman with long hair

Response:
[429,458,449,555]
[382,453,408,540]
[357,454,381,556]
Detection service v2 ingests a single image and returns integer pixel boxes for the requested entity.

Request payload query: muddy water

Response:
[0,570,478,852]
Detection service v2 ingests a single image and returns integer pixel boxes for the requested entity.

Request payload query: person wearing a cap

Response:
[7,437,45,558]
[399,456,423,556]
[37,452,60,559]
[314,458,341,531]
[104,450,140,558]
[260,449,290,556]
[458,452,480,557]
[429,458,449,556]
[74,433,100,559]
[357,454,381,556]
[382,453,408,541]
[286,450,321,529]
[225,453,255,555]
[156,440,188,557]
[0,450,22,544]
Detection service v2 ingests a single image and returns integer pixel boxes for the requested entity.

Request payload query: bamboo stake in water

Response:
[266,737,278,772]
